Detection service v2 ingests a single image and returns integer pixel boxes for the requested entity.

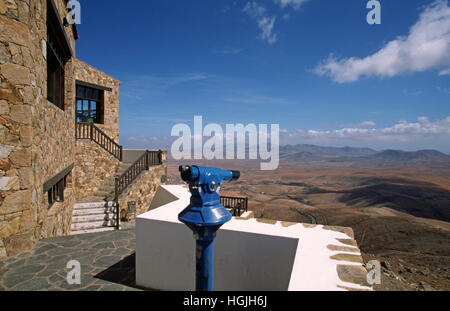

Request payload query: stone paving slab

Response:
[0,223,143,291]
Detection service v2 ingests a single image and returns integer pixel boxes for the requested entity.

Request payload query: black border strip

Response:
[43,164,74,193]
[76,80,113,92]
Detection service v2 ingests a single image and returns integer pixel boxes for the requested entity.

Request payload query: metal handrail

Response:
[221,196,248,217]
[114,150,164,229]
[76,122,123,161]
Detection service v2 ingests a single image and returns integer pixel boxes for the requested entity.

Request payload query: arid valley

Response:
[167,145,450,291]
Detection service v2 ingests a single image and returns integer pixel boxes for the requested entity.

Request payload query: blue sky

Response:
[75,0,450,153]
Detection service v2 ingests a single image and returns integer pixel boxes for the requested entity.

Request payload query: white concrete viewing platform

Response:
[136,185,373,291]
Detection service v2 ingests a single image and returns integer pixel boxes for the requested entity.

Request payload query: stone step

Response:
[72,213,115,223]
[70,227,116,236]
[93,190,113,197]
[115,166,132,176]
[103,186,115,192]
[76,196,110,204]
[74,201,115,209]
[95,188,115,195]
[73,207,116,216]
[106,177,119,183]
[102,181,116,188]
[93,195,115,202]
[71,220,116,231]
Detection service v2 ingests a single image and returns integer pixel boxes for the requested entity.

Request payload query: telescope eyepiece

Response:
[179,165,240,183]
[231,170,240,181]
[179,165,193,182]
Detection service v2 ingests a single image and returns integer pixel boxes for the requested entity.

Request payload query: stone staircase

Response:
[70,163,132,235]
[70,201,117,235]
[70,149,162,235]
[92,165,130,201]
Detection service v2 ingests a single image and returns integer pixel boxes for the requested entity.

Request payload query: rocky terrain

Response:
[167,145,450,291]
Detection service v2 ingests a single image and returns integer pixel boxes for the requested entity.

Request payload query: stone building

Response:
[0,0,167,259]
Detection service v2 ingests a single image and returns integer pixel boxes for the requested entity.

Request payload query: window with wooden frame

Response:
[76,84,105,124]
[46,42,65,110]
[48,176,66,208]
[46,0,72,110]
[44,164,73,209]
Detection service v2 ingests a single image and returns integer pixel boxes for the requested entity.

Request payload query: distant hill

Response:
[280,151,319,162]
[344,149,450,166]
[280,145,450,167]
[280,144,377,158]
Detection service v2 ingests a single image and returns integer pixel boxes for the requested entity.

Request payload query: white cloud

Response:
[358,120,376,127]
[315,0,450,83]
[128,136,159,143]
[281,116,450,143]
[274,0,309,10]
[437,86,450,93]
[258,16,277,44]
[282,13,291,21]
[439,67,450,75]
[403,89,424,96]
[213,47,244,55]
[242,1,310,44]
[243,2,277,44]
[222,93,294,105]
[124,73,208,91]
[120,73,210,101]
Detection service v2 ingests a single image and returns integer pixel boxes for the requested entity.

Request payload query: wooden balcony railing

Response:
[76,122,123,161]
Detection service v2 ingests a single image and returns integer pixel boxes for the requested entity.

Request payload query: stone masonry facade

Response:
[119,151,168,220]
[0,0,78,258]
[0,0,167,259]
[73,140,122,200]
[73,59,122,200]
[73,58,120,142]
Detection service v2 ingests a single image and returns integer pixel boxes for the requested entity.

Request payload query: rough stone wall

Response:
[119,152,168,220]
[44,179,75,237]
[0,0,77,258]
[73,140,122,200]
[73,58,121,200]
[74,58,120,142]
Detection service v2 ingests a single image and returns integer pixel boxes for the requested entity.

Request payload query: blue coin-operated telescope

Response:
[178,165,240,291]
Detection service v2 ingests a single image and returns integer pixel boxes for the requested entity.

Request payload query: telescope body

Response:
[177,165,240,291]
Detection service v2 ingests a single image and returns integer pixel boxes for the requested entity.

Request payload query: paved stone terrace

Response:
[0,223,144,291]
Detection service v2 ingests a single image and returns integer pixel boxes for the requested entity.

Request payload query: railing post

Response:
[115,177,120,230]
[158,149,163,165]
[120,146,123,162]
[90,123,94,141]
[146,150,149,170]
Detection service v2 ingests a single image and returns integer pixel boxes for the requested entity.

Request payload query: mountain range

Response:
[280,145,450,167]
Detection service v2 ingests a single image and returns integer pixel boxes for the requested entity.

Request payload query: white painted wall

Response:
[136,185,372,291]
